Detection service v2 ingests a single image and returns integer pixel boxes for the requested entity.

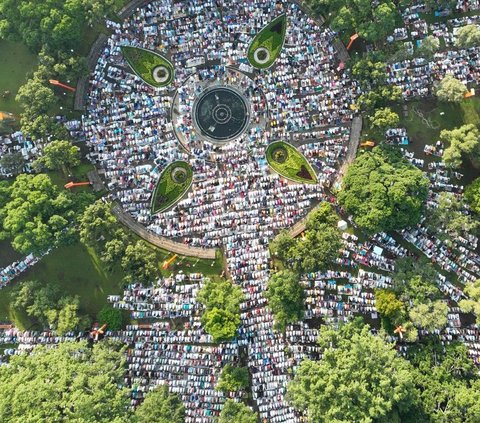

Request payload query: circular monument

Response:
[192,86,250,144]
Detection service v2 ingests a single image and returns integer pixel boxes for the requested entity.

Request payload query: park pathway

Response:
[111,203,217,259]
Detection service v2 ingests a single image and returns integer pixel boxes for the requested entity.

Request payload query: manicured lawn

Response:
[248,14,287,69]
[0,40,38,115]
[266,141,318,184]
[121,46,174,88]
[0,236,224,330]
[151,161,193,214]
[393,97,480,184]
[0,243,124,330]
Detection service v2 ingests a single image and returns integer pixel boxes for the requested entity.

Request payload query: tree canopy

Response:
[287,318,416,422]
[278,202,341,273]
[0,173,93,254]
[97,305,125,331]
[121,240,160,285]
[351,57,402,110]
[0,341,131,422]
[369,107,400,133]
[218,400,258,423]
[338,146,429,233]
[197,278,243,342]
[409,301,449,332]
[441,124,480,169]
[12,280,90,334]
[135,385,185,423]
[216,365,250,393]
[436,75,468,103]
[33,140,81,173]
[465,178,480,214]
[309,0,398,42]
[265,270,305,331]
[407,339,480,423]
[426,192,479,241]
[459,279,480,323]
[455,24,480,48]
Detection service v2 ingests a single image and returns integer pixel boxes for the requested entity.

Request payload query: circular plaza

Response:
[82,1,355,421]
[192,86,250,144]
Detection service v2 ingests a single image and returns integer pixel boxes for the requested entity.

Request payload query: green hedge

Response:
[151,161,193,214]
[266,141,318,184]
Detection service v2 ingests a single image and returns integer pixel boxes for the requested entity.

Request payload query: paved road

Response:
[111,203,217,259]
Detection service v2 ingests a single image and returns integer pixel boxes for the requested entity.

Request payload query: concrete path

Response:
[111,203,217,259]
[288,116,362,238]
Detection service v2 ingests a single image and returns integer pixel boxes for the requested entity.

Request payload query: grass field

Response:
[0,239,224,330]
[151,161,193,214]
[266,141,318,184]
[393,97,480,184]
[0,40,37,115]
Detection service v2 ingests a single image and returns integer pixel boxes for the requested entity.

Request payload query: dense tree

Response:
[465,178,480,214]
[0,341,131,422]
[79,200,121,251]
[121,240,160,284]
[409,301,449,332]
[455,24,480,48]
[416,35,440,59]
[197,278,243,343]
[369,107,400,133]
[407,339,480,422]
[338,146,429,233]
[15,77,56,117]
[426,192,479,240]
[33,140,81,174]
[352,58,402,110]
[135,385,185,423]
[441,124,480,169]
[20,114,69,141]
[287,203,341,273]
[12,280,89,333]
[0,0,117,54]
[459,279,480,323]
[269,229,295,262]
[393,257,442,303]
[218,400,258,423]
[436,75,468,103]
[0,174,87,254]
[375,289,405,324]
[265,270,304,331]
[216,365,250,393]
[287,318,416,422]
[97,306,125,331]
[0,152,24,175]
[101,235,129,267]
[310,0,398,42]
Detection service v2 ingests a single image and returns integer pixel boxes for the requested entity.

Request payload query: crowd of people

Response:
[1,0,480,420]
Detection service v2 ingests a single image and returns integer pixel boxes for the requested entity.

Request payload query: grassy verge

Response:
[0,40,38,116]
[266,141,318,184]
[0,243,123,330]
[151,161,193,214]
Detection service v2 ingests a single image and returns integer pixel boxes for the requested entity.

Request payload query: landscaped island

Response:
[121,45,174,88]
[266,141,318,184]
[247,14,287,69]
[150,161,193,214]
